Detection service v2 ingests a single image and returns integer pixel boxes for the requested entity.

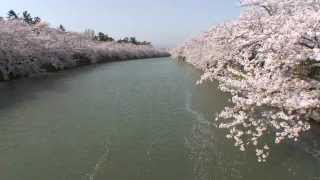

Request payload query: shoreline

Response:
[0,19,170,81]
[0,54,171,82]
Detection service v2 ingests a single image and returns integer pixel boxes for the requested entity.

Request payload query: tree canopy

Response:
[7,10,41,25]
[96,32,114,42]
[59,24,66,32]
[4,9,154,47]
[172,0,320,162]
[7,10,18,20]
[118,37,151,45]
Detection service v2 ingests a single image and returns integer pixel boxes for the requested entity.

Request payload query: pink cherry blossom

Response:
[172,0,320,161]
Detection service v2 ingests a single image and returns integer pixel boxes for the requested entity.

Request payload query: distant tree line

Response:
[94,32,151,45]
[5,10,152,46]
[84,28,152,45]
[7,10,41,25]
[6,10,66,32]
[95,32,114,42]
[117,37,151,45]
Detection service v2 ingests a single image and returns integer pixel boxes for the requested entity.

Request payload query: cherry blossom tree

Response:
[0,18,169,80]
[172,0,320,161]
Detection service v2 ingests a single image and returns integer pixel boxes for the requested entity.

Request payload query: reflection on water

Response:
[184,72,320,180]
[84,142,110,180]
[0,58,320,180]
[184,89,245,180]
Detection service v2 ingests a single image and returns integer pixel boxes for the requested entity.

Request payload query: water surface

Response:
[0,58,320,180]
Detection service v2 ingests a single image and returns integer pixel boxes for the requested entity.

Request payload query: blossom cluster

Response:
[172,0,320,161]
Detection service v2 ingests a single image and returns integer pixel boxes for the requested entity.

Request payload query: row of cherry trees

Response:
[0,17,169,80]
[5,10,152,45]
[172,0,320,161]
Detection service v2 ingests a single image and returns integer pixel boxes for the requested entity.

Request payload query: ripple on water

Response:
[84,142,110,180]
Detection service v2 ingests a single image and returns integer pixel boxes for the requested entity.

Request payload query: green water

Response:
[0,58,320,180]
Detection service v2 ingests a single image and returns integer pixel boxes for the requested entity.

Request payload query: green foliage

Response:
[130,37,137,44]
[140,41,151,45]
[117,37,151,45]
[96,32,114,42]
[293,59,320,80]
[5,10,152,46]
[7,10,18,19]
[22,11,33,24]
[120,37,129,43]
[6,10,41,25]
[33,17,41,24]
[59,24,66,32]
[7,10,41,25]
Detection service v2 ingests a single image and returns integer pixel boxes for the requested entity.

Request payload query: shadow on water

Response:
[184,90,320,180]
[292,124,320,160]
[179,60,320,180]
[0,60,136,111]
[183,81,247,180]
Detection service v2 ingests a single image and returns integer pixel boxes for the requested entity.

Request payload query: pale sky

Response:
[0,0,240,48]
